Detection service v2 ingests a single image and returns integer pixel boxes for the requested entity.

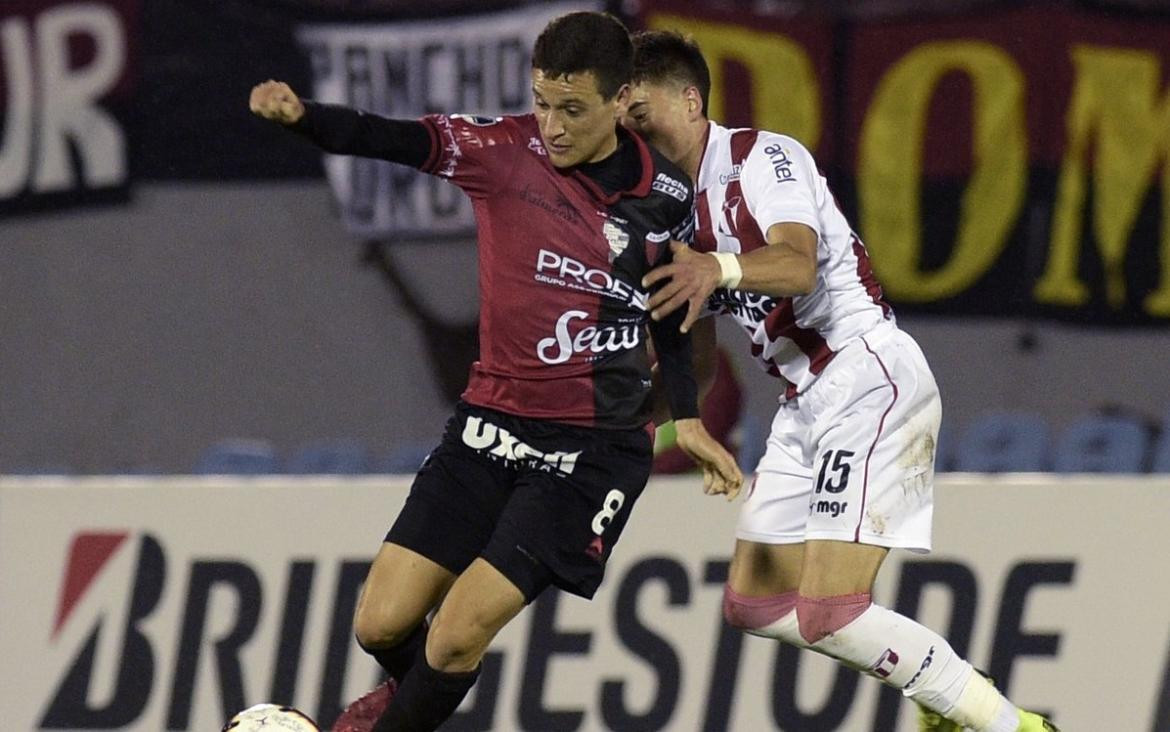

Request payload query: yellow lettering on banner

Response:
[1037,46,1170,315]
[646,13,820,149]
[858,42,1027,301]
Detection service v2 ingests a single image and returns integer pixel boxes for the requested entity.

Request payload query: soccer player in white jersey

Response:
[624,31,1058,732]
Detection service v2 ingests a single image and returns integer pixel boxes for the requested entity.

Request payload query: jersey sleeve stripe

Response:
[727,178,769,252]
[729,129,760,166]
[727,129,771,253]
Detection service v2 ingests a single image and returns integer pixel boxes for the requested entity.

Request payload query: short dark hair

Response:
[631,30,711,117]
[532,12,633,101]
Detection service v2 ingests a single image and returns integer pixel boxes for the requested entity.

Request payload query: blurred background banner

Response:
[641,0,1170,325]
[296,1,599,237]
[0,0,139,215]
[3,0,1170,475]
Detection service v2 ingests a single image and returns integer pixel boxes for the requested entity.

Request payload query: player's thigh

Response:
[482,421,653,602]
[798,539,887,597]
[354,542,456,647]
[803,328,940,552]
[727,539,805,596]
[736,403,817,546]
[386,404,516,576]
[427,557,528,671]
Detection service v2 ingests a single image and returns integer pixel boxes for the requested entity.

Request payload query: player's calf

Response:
[371,658,480,732]
[722,586,799,636]
[794,591,871,644]
[795,595,1022,732]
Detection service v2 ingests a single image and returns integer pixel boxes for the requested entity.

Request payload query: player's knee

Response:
[353,608,413,652]
[426,612,492,673]
[795,592,871,645]
[722,584,798,631]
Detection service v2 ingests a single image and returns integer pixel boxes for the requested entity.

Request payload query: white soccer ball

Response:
[222,703,320,731]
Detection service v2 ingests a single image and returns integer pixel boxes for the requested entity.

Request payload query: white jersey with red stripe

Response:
[693,121,892,397]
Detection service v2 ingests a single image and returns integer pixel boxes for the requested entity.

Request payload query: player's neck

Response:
[585,133,620,165]
[679,120,708,181]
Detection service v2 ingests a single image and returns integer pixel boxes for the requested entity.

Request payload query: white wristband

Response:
[711,251,743,289]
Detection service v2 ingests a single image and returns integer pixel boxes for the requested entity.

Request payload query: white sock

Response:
[950,670,1020,732]
[744,599,1019,731]
[750,607,810,647]
[803,603,1017,730]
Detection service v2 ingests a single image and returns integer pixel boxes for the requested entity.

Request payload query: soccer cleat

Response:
[331,679,396,732]
[917,707,1059,732]
[1018,709,1060,731]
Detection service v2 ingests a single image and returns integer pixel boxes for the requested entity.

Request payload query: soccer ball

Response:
[222,703,320,731]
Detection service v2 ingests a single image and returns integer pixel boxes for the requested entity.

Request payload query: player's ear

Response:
[685,86,703,119]
[613,83,631,117]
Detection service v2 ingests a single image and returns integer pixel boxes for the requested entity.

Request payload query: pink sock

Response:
[722,586,798,630]
[795,592,872,644]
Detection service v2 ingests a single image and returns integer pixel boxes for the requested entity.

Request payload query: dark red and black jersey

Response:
[417,113,695,429]
[295,105,697,429]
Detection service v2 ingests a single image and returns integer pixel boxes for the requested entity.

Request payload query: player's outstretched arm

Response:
[674,418,744,501]
[643,224,818,332]
[249,80,434,166]
[642,241,722,334]
[249,80,305,125]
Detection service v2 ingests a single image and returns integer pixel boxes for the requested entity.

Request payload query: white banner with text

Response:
[295,1,598,239]
[2,475,1167,730]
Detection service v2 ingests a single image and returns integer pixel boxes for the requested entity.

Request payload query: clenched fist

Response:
[249,80,305,125]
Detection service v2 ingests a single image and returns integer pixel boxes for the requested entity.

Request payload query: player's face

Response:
[622,81,691,167]
[532,69,627,169]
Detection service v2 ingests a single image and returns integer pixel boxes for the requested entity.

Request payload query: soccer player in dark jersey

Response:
[250,12,742,732]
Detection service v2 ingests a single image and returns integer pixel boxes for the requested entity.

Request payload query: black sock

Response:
[360,620,428,683]
[371,656,480,732]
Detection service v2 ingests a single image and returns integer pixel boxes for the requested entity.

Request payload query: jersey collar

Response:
[569,124,655,204]
[695,120,716,189]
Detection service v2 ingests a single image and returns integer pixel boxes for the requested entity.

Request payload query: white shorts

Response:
[737,323,940,552]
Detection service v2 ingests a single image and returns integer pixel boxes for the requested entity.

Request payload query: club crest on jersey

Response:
[719,195,743,238]
[602,220,630,262]
[528,137,547,156]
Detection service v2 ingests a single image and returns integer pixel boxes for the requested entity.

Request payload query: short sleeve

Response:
[419,114,524,198]
[741,135,822,239]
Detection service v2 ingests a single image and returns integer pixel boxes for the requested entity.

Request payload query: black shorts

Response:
[386,401,653,601]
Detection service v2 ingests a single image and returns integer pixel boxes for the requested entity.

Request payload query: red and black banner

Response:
[0,0,139,215]
[640,1,1170,324]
